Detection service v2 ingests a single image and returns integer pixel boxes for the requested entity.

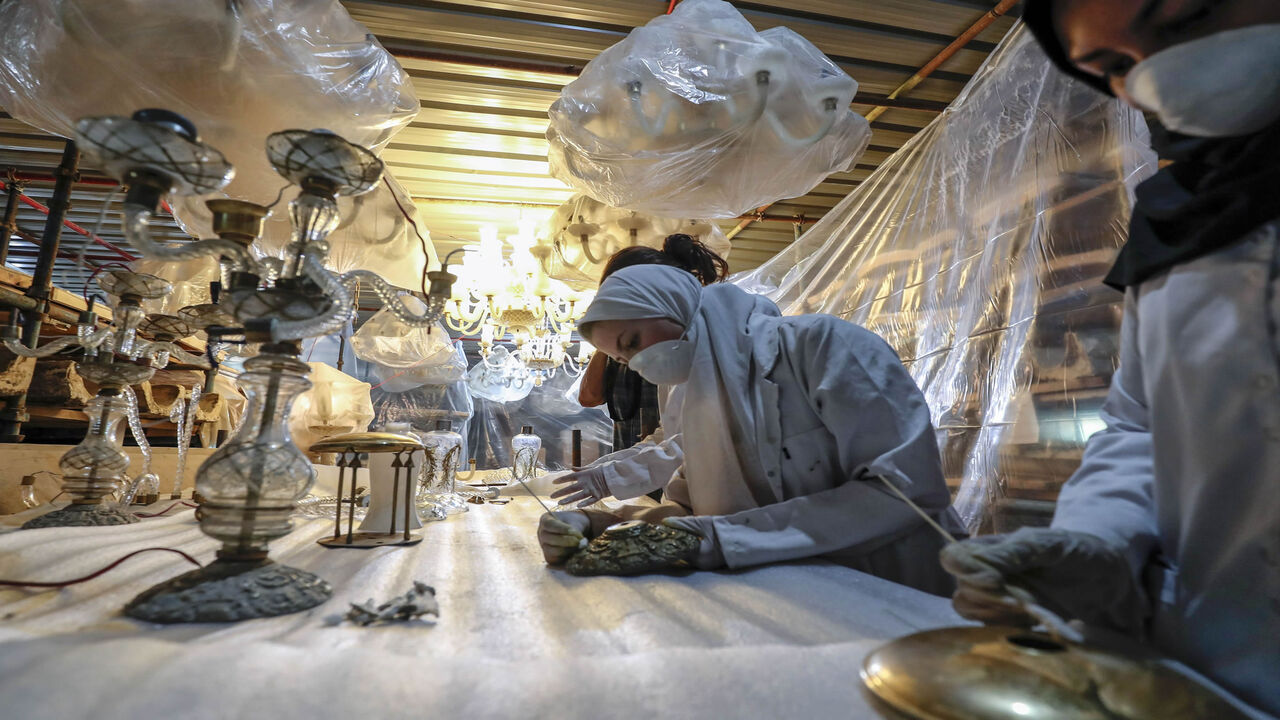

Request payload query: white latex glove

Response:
[550,466,610,508]
[538,511,590,565]
[661,516,724,570]
[940,527,1146,632]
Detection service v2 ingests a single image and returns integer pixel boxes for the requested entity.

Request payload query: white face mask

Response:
[626,330,695,386]
[1126,24,1280,138]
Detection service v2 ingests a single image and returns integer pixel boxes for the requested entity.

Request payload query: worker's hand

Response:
[538,511,591,565]
[940,528,1145,632]
[661,516,724,570]
[550,466,611,508]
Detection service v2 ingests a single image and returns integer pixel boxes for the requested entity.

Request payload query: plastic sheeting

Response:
[131,256,220,317]
[290,362,375,453]
[0,0,432,289]
[467,370,613,471]
[546,0,870,219]
[734,26,1158,533]
[538,193,732,291]
[350,302,465,392]
[370,381,475,463]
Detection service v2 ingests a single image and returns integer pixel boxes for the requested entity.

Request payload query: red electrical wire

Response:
[666,0,679,13]
[0,547,203,588]
[0,179,137,261]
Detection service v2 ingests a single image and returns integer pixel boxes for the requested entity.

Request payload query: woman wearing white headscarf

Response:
[539,264,965,594]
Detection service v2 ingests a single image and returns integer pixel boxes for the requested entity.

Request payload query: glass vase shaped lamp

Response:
[125,351,332,621]
[512,425,541,483]
[423,420,467,515]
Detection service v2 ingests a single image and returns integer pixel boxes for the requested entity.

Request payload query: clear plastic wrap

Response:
[350,303,466,391]
[467,370,613,471]
[371,381,475,463]
[734,26,1158,533]
[132,256,220,317]
[0,0,427,285]
[289,361,375,453]
[545,0,870,218]
[537,193,732,291]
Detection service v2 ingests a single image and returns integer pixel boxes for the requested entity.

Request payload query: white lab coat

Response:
[599,314,965,595]
[1052,221,1280,715]
[593,385,686,500]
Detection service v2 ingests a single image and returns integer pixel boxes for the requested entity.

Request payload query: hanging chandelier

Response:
[443,223,594,384]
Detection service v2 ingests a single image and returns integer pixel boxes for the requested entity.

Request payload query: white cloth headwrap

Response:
[580,265,782,515]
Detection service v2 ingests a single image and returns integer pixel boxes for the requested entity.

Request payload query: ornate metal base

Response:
[22,503,140,529]
[566,520,700,576]
[123,558,332,623]
[318,531,423,549]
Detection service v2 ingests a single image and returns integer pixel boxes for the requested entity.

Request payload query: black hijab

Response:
[1023,0,1280,289]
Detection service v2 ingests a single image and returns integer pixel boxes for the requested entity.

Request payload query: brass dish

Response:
[860,625,1249,720]
[308,431,424,454]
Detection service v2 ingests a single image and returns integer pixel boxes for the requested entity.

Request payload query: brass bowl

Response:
[860,626,1249,720]
[308,431,424,455]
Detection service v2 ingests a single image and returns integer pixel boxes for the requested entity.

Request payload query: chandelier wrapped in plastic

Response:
[0,0,426,284]
[546,0,870,218]
[734,27,1158,532]
[538,193,731,291]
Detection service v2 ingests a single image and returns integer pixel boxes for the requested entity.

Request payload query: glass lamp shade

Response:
[75,113,235,196]
[265,129,384,197]
[195,352,315,555]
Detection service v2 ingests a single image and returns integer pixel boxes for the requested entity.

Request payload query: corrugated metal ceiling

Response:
[0,0,1017,296]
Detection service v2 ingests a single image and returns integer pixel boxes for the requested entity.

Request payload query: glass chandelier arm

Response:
[143,341,211,369]
[764,97,841,148]
[2,335,85,357]
[121,385,153,478]
[270,253,355,341]
[340,270,445,328]
[123,204,255,268]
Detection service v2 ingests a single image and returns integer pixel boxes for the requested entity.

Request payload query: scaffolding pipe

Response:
[1,175,22,265]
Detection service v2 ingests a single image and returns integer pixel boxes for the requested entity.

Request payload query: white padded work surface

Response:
[0,490,964,720]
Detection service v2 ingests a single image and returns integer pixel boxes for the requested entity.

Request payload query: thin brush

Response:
[876,475,1084,644]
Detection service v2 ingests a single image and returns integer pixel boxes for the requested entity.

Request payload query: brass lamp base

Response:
[860,625,1250,720]
[22,503,139,529]
[124,557,331,623]
[317,531,423,549]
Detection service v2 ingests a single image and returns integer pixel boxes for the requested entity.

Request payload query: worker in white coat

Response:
[559,234,728,506]
[538,264,966,595]
[940,1,1280,715]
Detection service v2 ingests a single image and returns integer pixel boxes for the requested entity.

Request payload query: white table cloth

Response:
[0,483,968,720]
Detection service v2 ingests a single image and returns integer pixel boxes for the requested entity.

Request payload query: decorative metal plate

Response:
[21,503,139,529]
[860,626,1250,720]
[75,115,234,196]
[265,129,383,197]
[565,520,699,576]
[97,270,173,300]
[124,559,332,623]
[308,431,425,454]
[140,314,194,339]
[75,360,156,387]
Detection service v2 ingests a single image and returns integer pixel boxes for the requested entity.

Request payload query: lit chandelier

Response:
[443,223,594,383]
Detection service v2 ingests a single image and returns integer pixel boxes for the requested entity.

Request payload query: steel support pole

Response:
[0,174,24,266]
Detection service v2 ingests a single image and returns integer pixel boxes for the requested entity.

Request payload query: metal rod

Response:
[403,453,413,542]
[571,429,582,469]
[389,454,401,536]
[333,459,345,540]
[347,453,359,545]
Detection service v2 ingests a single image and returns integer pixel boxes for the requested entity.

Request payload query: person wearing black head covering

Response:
[939,3,1280,714]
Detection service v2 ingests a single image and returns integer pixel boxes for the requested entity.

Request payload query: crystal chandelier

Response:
[443,223,593,383]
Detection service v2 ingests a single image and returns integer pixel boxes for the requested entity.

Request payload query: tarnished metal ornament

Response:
[124,559,332,623]
[21,503,138,529]
[565,520,700,576]
[860,626,1250,720]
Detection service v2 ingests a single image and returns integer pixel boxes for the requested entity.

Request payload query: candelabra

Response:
[59,109,456,621]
